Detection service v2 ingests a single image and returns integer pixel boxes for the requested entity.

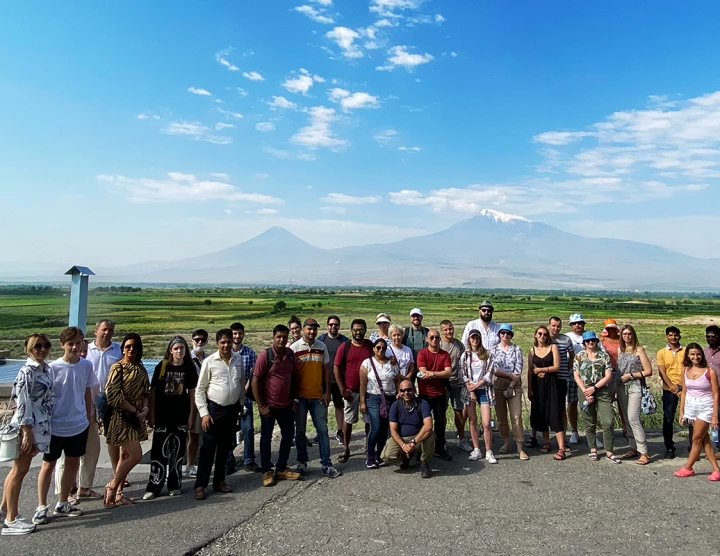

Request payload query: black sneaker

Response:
[420,462,433,478]
[399,456,410,469]
[244,461,261,473]
[335,430,344,445]
[434,450,452,461]
[665,449,676,459]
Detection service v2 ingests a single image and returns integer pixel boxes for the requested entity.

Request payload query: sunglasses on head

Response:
[33,342,51,350]
[399,388,414,393]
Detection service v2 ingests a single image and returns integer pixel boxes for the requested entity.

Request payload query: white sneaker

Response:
[168,489,182,496]
[32,505,49,525]
[142,492,157,500]
[2,517,36,536]
[596,436,604,449]
[53,502,82,518]
[468,448,482,461]
[569,431,580,444]
[485,450,498,464]
[457,438,473,452]
[187,465,198,477]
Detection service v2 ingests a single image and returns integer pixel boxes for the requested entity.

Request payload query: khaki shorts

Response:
[343,391,370,425]
[189,411,202,434]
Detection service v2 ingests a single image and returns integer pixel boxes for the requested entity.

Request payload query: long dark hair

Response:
[120,333,143,364]
[164,336,192,366]
[683,342,708,368]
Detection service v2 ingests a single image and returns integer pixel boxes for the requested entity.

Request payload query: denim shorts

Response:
[460,386,489,405]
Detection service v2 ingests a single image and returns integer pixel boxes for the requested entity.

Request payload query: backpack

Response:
[252,347,295,402]
[337,339,372,377]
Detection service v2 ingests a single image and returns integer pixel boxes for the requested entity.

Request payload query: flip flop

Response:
[636,458,651,466]
[588,452,599,461]
[518,451,530,461]
[540,443,550,454]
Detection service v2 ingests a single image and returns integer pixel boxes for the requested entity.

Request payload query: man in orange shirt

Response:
[657,326,687,459]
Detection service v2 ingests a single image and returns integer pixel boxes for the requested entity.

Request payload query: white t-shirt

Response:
[49,357,97,437]
[386,344,414,376]
[566,332,584,355]
[363,357,399,395]
[460,352,494,384]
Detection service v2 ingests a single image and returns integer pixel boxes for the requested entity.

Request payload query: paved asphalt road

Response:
[1,430,718,556]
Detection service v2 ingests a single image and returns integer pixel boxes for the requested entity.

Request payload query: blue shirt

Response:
[234,345,257,403]
[389,397,432,437]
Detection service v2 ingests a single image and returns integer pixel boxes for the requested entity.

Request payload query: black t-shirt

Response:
[151,360,198,427]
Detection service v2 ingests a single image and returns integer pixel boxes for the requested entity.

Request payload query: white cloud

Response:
[263,146,317,161]
[98,173,284,205]
[282,69,323,95]
[407,13,445,26]
[243,71,264,81]
[373,18,396,27]
[311,0,332,5]
[398,146,421,152]
[137,114,149,120]
[370,0,422,18]
[328,88,379,111]
[137,113,160,120]
[245,208,279,215]
[533,131,595,145]
[377,45,434,71]
[290,106,347,150]
[320,206,348,215]
[162,121,233,145]
[255,173,270,179]
[373,129,399,145]
[435,14,445,23]
[237,87,248,97]
[215,49,239,71]
[450,51,458,57]
[323,192,382,204]
[326,26,363,58]
[188,87,212,96]
[216,107,244,119]
[255,122,275,132]
[268,96,298,110]
[211,172,231,180]
[295,5,334,24]
[215,122,235,130]
[224,209,232,214]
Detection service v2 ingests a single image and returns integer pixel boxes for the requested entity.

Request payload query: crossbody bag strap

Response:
[368,358,387,397]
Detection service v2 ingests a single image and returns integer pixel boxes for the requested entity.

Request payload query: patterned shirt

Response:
[491,344,523,376]
[551,334,574,380]
[573,350,612,386]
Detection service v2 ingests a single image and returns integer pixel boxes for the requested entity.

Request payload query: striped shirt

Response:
[551,334,574,380]
[291,338,330,399]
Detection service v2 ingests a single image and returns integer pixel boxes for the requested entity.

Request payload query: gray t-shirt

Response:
[441,338,465,388]
[321,334,346,383]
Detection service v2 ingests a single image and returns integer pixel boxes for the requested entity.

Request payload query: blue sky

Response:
[2,0,720,268]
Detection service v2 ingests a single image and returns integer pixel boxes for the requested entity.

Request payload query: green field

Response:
[2,285,718,432]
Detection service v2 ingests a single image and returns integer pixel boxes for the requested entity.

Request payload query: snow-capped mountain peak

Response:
[476,208,531,223]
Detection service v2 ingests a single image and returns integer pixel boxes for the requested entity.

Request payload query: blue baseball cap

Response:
[498,323,514,336]
[582,331,599,342]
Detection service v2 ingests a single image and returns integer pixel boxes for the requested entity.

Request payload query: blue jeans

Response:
[240,399,256,464]
[366,394,392,461]
[295,398,331,467]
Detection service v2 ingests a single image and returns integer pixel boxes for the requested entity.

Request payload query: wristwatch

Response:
[410,438,417,445]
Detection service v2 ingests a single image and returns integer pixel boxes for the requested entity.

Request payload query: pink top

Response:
[684,367,713,399]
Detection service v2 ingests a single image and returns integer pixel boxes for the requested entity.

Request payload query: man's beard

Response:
[480,314,492,323]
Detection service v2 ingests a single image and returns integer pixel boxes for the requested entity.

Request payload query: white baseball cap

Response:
[409,308,423,316]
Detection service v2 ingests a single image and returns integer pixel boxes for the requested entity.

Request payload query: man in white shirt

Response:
[461,301,501,350]
[82,319,121,496]
[194,328,245,500]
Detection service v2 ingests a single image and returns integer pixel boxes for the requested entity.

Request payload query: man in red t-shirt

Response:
[333,318,373,463]
[416,329,453,460]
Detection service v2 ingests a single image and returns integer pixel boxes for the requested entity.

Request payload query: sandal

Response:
[605,454,622,464]
[77,488,102,498]
[553,449,566,461]
[636,457,651,466]
[337,449,350,463]
[621,450,639,460]
[115,493,135,505]
[104,486,117,509]
[588,451,599,461]
[518,451,530,461]
[540,443,550,454]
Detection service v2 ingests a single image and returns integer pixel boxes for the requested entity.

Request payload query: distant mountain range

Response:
[90,209,719,291]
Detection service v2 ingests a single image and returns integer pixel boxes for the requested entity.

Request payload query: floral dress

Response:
[7,358,53,453]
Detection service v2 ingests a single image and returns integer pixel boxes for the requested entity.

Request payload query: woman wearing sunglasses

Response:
[359,338,401,469]
[573,331,619,463]
[528,326,566,460]
[103,333,150,508]
[1,334,54,535]
[491,324,528,460]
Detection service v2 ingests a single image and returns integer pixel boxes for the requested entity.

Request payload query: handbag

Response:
[369,358,390,419]
[0,399,19,463]
[640,379,657,415]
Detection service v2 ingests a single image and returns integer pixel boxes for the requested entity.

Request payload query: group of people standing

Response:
[2,305,719,536]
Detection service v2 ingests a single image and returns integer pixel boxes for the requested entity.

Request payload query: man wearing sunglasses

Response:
[380,380,435,478]
[186,329,209,478]
[416,329,453,461]
[461,301,500,350]
[318,316,348,445]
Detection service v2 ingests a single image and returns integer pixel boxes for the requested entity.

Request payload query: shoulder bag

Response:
[368,358,389,419]
[640,377,657,415]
